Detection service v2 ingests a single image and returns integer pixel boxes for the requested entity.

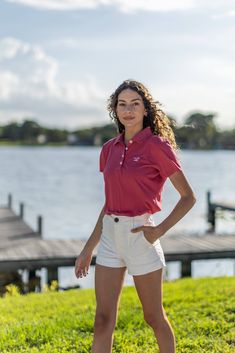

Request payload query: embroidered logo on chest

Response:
[133,156,141,162]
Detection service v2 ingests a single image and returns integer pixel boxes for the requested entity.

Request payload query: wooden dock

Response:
[0,196,235,293]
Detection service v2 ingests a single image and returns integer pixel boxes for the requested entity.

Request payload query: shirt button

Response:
[129,140,133,144]
[120,162,122,165]
[125,147,128,150]
[122,154,124,157]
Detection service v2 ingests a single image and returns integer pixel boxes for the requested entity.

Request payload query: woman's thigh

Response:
[133,268,164,318]
[94,264,126,316]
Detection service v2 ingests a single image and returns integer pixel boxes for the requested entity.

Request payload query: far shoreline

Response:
[0,142,234,151]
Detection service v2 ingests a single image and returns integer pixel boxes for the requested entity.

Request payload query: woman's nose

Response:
[124,104,133,112]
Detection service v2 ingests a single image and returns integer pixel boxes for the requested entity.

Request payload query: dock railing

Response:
[6,193,43,236]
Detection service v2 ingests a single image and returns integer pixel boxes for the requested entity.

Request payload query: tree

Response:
[19,120,41,142]
[1,122,21,141]
[179,112,218,149]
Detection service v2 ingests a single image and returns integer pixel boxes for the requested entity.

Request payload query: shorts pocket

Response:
[141,231,159,247]
[132,216,157,245]
[141,231,153,246]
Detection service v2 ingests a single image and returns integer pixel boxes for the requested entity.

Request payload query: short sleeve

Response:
[99,141,111,172]
[150,137,182,179]
[99,146,106,172]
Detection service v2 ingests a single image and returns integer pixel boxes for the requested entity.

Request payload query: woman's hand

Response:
[75,250,92,278]
[131,225,164,244]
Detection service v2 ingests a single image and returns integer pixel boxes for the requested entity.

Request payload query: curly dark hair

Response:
[107,79,178,150]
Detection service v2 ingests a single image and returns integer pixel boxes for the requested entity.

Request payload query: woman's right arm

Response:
[74,205,105,278]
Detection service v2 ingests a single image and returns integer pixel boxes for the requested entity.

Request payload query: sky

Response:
[0,0,234,130]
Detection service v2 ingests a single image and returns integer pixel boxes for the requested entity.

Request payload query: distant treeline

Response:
[0,112,234,149]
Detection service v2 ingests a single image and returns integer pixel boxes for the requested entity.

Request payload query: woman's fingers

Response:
[82,267,87,277]
[131,225,154,233]
[75,259,81,277]
[131,225,145,233]
[75,252,92,278]
[75,261,83,278]
[75,261,89,278]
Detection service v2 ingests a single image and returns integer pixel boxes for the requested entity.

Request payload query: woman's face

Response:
[116,88,147,131]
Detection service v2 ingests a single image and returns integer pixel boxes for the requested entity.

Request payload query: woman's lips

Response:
[123,117,135,120]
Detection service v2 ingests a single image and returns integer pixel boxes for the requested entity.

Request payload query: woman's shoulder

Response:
[100,136,118,155]
[101,135,120,150]
[148,134,180,162]
[149,134,172,150]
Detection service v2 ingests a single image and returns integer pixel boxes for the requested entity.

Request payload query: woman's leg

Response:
[133,268,175,353]
[91,264,126,353]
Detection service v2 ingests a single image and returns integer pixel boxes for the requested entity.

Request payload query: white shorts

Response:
[96,213,166,276]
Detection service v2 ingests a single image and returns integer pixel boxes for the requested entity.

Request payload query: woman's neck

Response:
[124,126,143,145]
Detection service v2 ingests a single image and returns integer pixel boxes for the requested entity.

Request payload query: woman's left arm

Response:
[131,171,196,242]
[157,170,196,235]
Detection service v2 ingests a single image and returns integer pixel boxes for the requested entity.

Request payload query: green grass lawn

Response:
[0,277,234,353]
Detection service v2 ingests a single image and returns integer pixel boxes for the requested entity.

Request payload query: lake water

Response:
[0,147,234,288]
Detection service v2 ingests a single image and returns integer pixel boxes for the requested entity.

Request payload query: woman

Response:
[75,79,196,353]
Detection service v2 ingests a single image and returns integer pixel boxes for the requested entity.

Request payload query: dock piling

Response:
[47,267,59,286]
[20,203,24,218]
[207,191,216,232]
[37,215,42,236]
[8,193,12,209]
[181,260,192,277]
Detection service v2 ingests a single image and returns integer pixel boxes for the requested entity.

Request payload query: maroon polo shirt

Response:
[99,126,182,216]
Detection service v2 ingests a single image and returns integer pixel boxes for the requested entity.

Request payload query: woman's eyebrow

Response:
[118,98,142,102]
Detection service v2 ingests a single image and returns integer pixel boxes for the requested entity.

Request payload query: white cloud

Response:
[0,71,19,100]
[0,37,106,128]
[5,0,196,12]
[211,10,235,19]
[111,0,195,13]
[5,0,235,13]
[6,0,100,10]
[0,37,30,60]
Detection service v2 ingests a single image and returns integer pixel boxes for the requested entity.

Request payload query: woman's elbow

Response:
[182,191,196,206]
[191,193,197,205]
[188,191,197,206]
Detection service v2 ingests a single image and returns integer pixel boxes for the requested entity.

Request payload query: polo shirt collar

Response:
[114,126,152,145]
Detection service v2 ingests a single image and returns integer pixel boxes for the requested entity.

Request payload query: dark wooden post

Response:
[47,267,59,287]
[37,215,42,236]
[209,208,216,232]
[8,194,12,209]
[28,270,40,293]
[181,260,192,277]
[207,190,216,232]
[20,203,24,218]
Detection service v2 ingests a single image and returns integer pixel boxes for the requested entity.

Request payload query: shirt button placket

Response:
[120,140,132,167]
[120,151,125,166]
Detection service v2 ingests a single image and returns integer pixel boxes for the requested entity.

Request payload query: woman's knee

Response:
[94,311,116,334]
[144,311,168,330]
